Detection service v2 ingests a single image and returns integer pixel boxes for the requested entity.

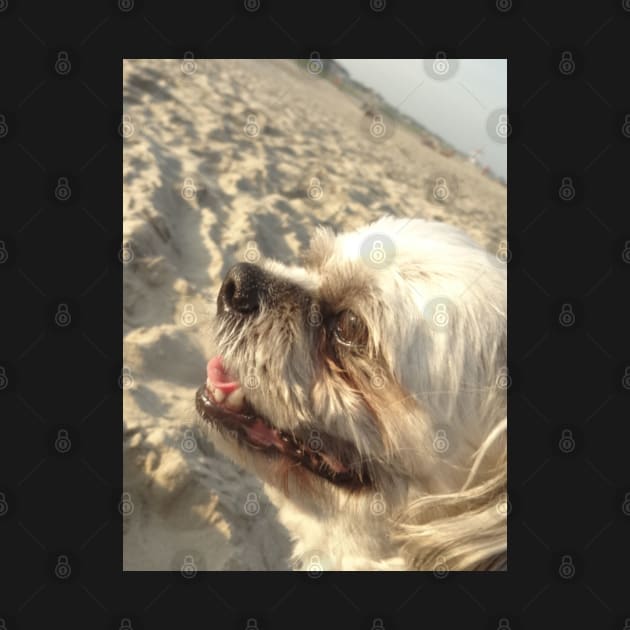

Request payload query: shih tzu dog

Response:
[196,216,507,571]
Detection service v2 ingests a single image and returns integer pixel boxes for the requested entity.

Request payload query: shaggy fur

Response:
[199,216,507,571]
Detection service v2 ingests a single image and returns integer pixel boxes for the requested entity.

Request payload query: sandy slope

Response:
[122,59,506,571]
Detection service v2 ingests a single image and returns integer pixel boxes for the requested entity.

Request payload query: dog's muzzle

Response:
[217,262,266,315]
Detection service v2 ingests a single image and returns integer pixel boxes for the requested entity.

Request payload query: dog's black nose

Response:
[217,263,264,315]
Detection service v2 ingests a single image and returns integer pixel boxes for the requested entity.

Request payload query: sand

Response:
[122,58,506,571]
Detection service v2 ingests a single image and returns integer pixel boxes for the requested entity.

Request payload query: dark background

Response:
[1,0,629,629]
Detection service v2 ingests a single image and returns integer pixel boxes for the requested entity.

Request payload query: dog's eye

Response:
[333,310,368,348]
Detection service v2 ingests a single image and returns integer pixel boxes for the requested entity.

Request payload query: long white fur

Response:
[207,216,507,571]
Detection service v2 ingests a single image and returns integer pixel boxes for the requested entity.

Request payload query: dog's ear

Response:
[302,224,336,268]
[392,421,507,571]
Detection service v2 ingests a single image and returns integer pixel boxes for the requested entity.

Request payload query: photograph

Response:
[122,57,507,572]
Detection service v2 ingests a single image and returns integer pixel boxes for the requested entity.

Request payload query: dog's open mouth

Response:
[195,356,370,489]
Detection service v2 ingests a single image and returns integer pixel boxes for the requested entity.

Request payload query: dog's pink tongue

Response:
[207,356,240,394]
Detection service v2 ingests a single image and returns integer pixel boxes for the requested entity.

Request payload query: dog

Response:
[196,216,507,571]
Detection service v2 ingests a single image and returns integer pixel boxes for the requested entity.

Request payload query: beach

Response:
[122,58,506,570]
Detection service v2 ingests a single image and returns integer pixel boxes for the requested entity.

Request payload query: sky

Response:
[336,59,507,179]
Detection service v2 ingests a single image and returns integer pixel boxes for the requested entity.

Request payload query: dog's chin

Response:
[195,371,372,493]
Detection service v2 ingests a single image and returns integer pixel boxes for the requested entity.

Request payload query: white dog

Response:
[196,216,507,571]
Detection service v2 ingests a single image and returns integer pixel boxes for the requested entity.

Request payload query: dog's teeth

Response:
[224,387,244,411]
[213,386,225,404]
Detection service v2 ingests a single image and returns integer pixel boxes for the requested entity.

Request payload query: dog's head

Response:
[196,216,507,565]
